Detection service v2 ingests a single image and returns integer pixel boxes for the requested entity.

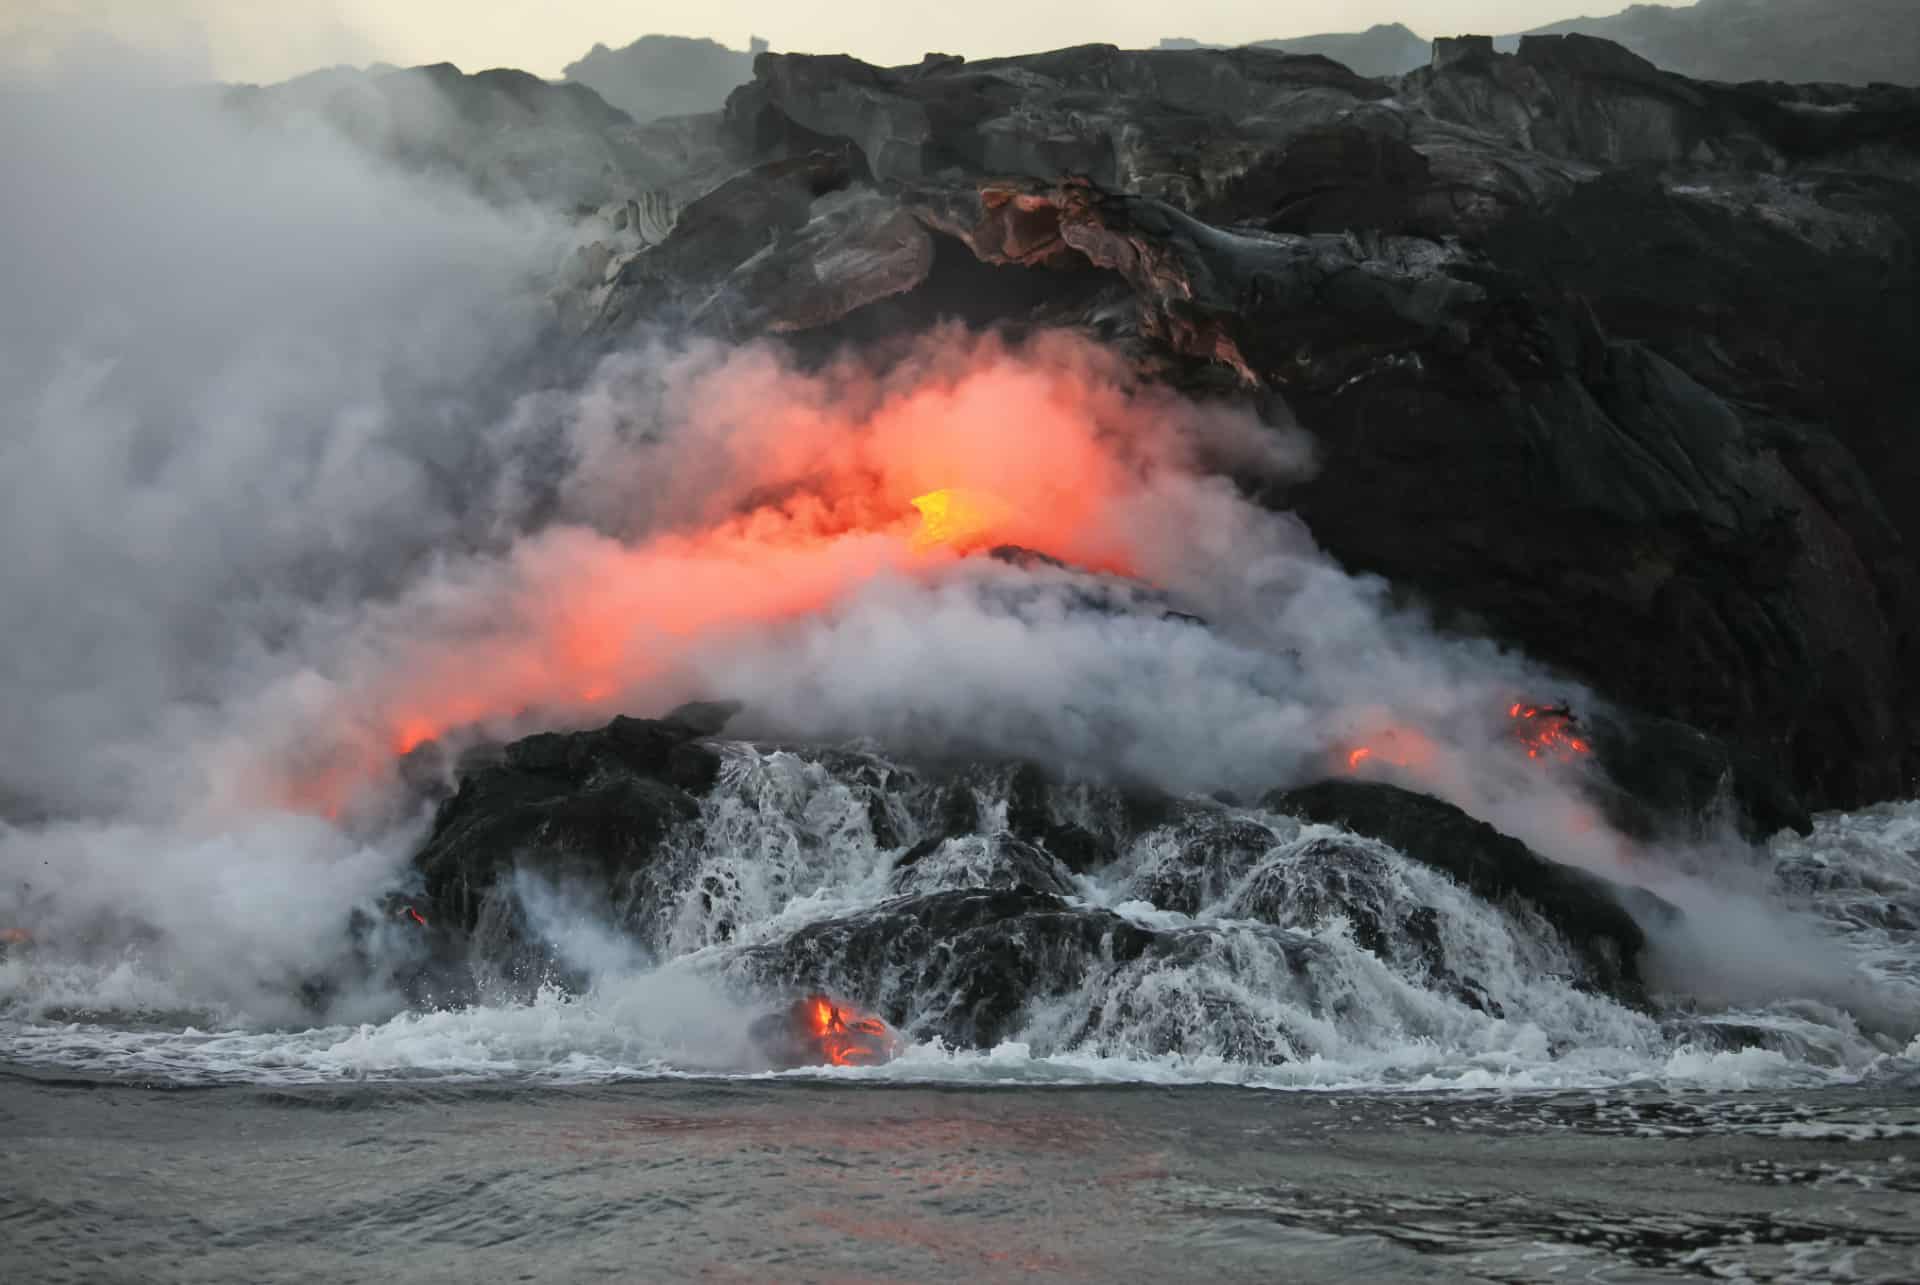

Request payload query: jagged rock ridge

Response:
[563,37,1919,811]
[562,34,767,123]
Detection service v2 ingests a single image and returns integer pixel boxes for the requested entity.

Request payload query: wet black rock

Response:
[412,711,732,935]
[727,886,1322,1053]
[888,833,1076,898]
[1586,707,1813,841]
[728,888,1150,1047]
[1001,761,1119,875]
[916,760,1126,876]
[1266,780,1670,996]
[1125,809,1286,914]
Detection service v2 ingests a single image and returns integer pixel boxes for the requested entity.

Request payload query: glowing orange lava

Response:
[1509,702,1592,762]
[805,996,897,1067]
[1341,725,1438,775]
[909,488,1016,553]
[240,334,1228,816]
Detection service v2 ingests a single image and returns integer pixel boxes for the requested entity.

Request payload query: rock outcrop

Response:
[408,707,732,978]
[565,39,1920,811]
[1267,780,1667,995]
[381,716,1673,1047]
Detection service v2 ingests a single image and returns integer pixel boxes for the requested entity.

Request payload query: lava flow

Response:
[229,335,1204,820]
[749,994,900,1069]
[909,488,1016,554]
[1342,725,1439,775]
[1341,702,1594,780]
[1509,702,1592,763]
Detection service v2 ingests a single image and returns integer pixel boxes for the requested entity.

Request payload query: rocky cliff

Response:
[551,37,1918,811]
[214,34,1920,812]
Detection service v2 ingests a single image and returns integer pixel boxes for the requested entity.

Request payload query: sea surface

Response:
[4,792,1918,1281]
[5,1073,1919,1283]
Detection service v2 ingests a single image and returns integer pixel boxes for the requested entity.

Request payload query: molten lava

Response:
[749,993,899,1069]
[806,996,896,1067]
[236,333,1236,816]
[910,488,1016,553]
[1341,725,1438,776]
[1509,702,1592,763]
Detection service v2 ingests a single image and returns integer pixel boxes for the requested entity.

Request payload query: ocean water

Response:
[3,768,1918,1281]
[5,1075,1918,1283]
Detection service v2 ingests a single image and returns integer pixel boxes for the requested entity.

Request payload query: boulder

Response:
[888,832,1076,898]
[725,886,1324,1054]
[411,711,732,934]
[728,888,1155,1048]
[1265,780,1670,996]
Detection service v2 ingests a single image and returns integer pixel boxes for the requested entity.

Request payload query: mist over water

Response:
[1,73,1915,1097]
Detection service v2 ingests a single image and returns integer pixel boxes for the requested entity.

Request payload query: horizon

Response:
[4,0,1695,89]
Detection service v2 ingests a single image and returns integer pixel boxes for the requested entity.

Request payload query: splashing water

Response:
[5,749,1914,1092]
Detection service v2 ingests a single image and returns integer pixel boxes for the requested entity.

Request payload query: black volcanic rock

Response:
[1174,1,1920,89]
[565,39,1920,810]
[412,713,723,935]
[725,886,1326,1055]
[1266,780,1669,996]
[725,45,1391,197]
[1586,708,1812,841]
[729,888,1152,1048]
[888,833,1077,898]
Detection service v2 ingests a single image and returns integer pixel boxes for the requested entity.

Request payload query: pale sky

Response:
[4,0,1682,87]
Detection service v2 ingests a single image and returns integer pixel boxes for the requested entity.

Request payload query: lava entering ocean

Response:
[749,994,899,1069]
[1509,703,1593,762]
[1342,702,1593,782]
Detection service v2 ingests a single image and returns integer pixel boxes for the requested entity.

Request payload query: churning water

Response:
[3,749,1915,1094]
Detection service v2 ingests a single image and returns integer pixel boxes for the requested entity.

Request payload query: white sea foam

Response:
[6,792,1915,1093]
